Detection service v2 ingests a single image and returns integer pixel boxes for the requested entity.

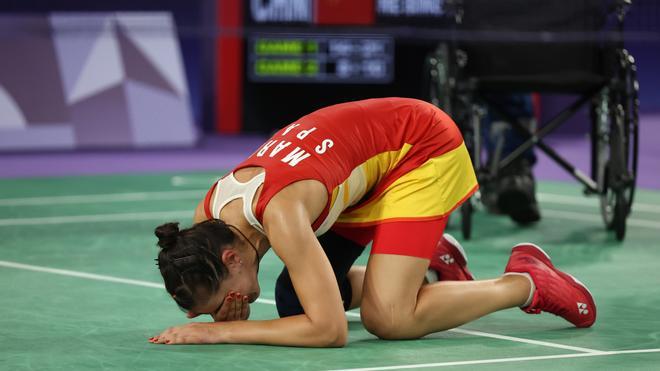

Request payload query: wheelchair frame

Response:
[426,0,639,240]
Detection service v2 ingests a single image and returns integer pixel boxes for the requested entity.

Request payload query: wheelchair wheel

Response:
[620,50,640,214]
[609,105,634,240]
[596,49,639,240]
[613,189,627,240]
[599,161,613,228]
[460,198,473,240]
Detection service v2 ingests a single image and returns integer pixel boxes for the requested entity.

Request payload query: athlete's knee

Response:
[274,269,303,318]
[360,301,413,340]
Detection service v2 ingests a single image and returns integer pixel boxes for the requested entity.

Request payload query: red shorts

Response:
[329,141,477,260]
[331,217,449,260]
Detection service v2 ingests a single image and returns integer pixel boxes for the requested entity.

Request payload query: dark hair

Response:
[155,219,235,311]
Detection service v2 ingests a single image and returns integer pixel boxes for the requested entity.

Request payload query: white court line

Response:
[0,190,201,206]
[0,208,657,230]
[542,209,660,230]
[446,328,602,353]
[0,260,165,289]
[539,193,660,214]
[0,260,275,306]
[171,176,217,187]
[342,312,600,353]
[326,348,660,371]
[0,211,192,226]
[0,259,602,354]
[2,189,659,213]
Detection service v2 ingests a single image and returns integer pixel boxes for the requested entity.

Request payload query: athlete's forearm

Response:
[207,314,347,347]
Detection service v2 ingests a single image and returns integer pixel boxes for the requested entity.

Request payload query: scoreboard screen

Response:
[247,35,394,83]
[240,1,447,133]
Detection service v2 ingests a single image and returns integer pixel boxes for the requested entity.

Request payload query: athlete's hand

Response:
[186,291,250,321]
[149,323,218,345]
[214,291,251,322]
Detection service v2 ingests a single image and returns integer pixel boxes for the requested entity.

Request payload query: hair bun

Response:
[155,222,180,250]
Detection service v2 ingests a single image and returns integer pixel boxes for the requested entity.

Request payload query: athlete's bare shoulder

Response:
[265,179,328,226]
[193,199,208,224]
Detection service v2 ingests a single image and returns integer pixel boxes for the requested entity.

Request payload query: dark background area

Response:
[1,0,658,135]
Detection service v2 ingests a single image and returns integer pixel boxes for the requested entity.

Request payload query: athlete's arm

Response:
[252,196,348,346]
[193,199,207,224]
[153,182,347,347]
[153,200,347,347]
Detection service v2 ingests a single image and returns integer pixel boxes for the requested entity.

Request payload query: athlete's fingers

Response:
[214,292,233,321]
[232,292,242,320]
[225,295,235,320]
[240,296,249,320]
[155,329,170,344]
[162,326,177,343]
[229,293,239,320]
[227,292,243,321]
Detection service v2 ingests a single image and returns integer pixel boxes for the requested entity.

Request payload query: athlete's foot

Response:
[504,243,596,328]
[427,233,475,282]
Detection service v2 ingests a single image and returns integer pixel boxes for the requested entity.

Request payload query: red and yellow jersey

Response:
[206,97,478,238]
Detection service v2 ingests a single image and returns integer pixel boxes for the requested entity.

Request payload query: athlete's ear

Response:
[221,249,242,269]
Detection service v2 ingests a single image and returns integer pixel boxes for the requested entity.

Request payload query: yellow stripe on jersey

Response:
[342,181,351,206]
[314,165,368,236]
[329,184,340,210]
[360,143,413,193]
[316,144,414,234]
[336,142,476,224]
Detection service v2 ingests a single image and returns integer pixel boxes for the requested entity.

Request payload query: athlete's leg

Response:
[276,222,478,316]
[275,230,365,317]
[358,219,530,340]
[338,219,475,310]
[342,231,475,310]
[360,253,531,339]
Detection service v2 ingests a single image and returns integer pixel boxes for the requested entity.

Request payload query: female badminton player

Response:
[149,97,596,347]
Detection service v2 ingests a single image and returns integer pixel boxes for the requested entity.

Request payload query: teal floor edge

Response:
[1,172,659,370]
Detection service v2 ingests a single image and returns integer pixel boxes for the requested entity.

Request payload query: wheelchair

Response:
[426,0,639,240]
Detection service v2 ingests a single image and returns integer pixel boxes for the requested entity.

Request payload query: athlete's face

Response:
[218,263,261,305]
[187,247,260,321]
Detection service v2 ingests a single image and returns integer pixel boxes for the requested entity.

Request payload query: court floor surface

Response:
[1,171,659,370]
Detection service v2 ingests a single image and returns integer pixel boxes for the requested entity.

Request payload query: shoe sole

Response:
[442,233,474,280]
[511,243,597,327]
[443,233,468,264]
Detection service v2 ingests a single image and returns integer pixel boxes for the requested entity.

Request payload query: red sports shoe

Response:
[428,234,475,281]
[504,243,596,328]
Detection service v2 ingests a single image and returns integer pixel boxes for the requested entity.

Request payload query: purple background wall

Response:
[0,13,197,151]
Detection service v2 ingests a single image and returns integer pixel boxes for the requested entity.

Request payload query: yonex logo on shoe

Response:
[440,254,455,264]
[577,302,589,315]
